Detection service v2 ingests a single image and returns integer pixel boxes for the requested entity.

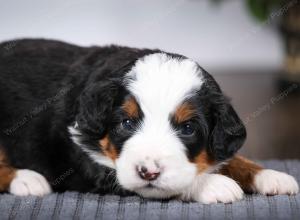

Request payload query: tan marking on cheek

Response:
[174,102,196,123]
[99,135,118,161]
[193,151,214,173]
[0,148,16,191]
[122,97,139,118]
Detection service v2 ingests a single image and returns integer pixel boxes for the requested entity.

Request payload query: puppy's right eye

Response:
[179,122,195,136]
[121,119,136,131]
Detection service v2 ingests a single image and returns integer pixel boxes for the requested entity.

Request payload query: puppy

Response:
[0,39,298,204]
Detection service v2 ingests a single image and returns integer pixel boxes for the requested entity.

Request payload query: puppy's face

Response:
[70,53,246,198]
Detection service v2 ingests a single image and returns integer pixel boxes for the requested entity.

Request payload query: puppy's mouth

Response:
[145,183,155,188]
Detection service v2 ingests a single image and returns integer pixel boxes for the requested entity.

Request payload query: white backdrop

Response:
[0,0,283,73]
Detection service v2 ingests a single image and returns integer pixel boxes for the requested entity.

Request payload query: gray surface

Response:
[0,160,299,220]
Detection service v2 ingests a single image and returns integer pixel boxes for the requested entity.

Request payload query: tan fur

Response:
[122,97,139,118]
[0,149,16,191]
[219,155,263,192]
[193,151,214,173]
[99,135,118,161]
[174,102,196,123]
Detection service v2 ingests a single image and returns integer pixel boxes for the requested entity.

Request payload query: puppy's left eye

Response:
[121,119,136,131]
[180,122,195,136]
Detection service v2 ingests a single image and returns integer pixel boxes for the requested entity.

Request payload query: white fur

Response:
[180,173,244,204]
[9,169,52,196]
[116,53,204,198]
[254,169,299,195]
[68,126,115,169]
[68,125,83,146]
[126,53,203,116]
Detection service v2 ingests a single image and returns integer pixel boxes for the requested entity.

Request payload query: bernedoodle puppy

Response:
[0,39,298,204]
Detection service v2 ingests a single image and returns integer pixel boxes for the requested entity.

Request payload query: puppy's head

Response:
[70,53,246,198]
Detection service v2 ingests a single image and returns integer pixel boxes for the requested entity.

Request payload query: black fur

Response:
[0,39,245,194]
[0,39,156,194]
[200,69,246,161]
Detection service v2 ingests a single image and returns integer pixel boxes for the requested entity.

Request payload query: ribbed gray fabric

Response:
[0,160,299,220]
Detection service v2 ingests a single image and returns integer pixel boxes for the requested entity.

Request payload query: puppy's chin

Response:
[117,177,196,199]
[134,185,180,199]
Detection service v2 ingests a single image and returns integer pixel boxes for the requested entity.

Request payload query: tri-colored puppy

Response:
[0,39,298,204]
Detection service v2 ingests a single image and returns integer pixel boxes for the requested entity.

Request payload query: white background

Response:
[0,0,284,73]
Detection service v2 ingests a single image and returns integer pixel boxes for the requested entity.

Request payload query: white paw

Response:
[181,174,244,204]
[9,169,52,196]
[254,169,299,195]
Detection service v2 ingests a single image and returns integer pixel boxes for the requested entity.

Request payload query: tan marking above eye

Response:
[99,135,118,161]
[121,96,139,118]
[174,102,196,124]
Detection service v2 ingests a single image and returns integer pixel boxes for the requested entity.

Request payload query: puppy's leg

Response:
[219,155,299,195]
[0,150,52,196]
[9,169,52,196]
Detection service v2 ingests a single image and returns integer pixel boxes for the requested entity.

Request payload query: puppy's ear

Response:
[202,71,246,161]
[76,80,121,138]
[209,99,246,161]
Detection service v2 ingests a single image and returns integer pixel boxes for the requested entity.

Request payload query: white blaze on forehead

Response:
[126,53,203,117]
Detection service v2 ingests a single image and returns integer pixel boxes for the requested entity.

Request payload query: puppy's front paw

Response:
[254,169,299,195]
[9,169,52,196]
[197,174,244,204]
[181,174,244,204]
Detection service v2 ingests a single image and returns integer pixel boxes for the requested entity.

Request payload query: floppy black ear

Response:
[76,80,120,138]
[201,71,246,161]
[209,100,246,161]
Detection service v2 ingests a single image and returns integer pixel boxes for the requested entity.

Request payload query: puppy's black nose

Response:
[137,166,160,181]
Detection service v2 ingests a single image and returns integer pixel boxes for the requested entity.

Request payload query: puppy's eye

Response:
[121,119,136,131]
[180,122,195,136]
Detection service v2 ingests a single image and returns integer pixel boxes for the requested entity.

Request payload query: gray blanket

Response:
[0,160,299,220]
